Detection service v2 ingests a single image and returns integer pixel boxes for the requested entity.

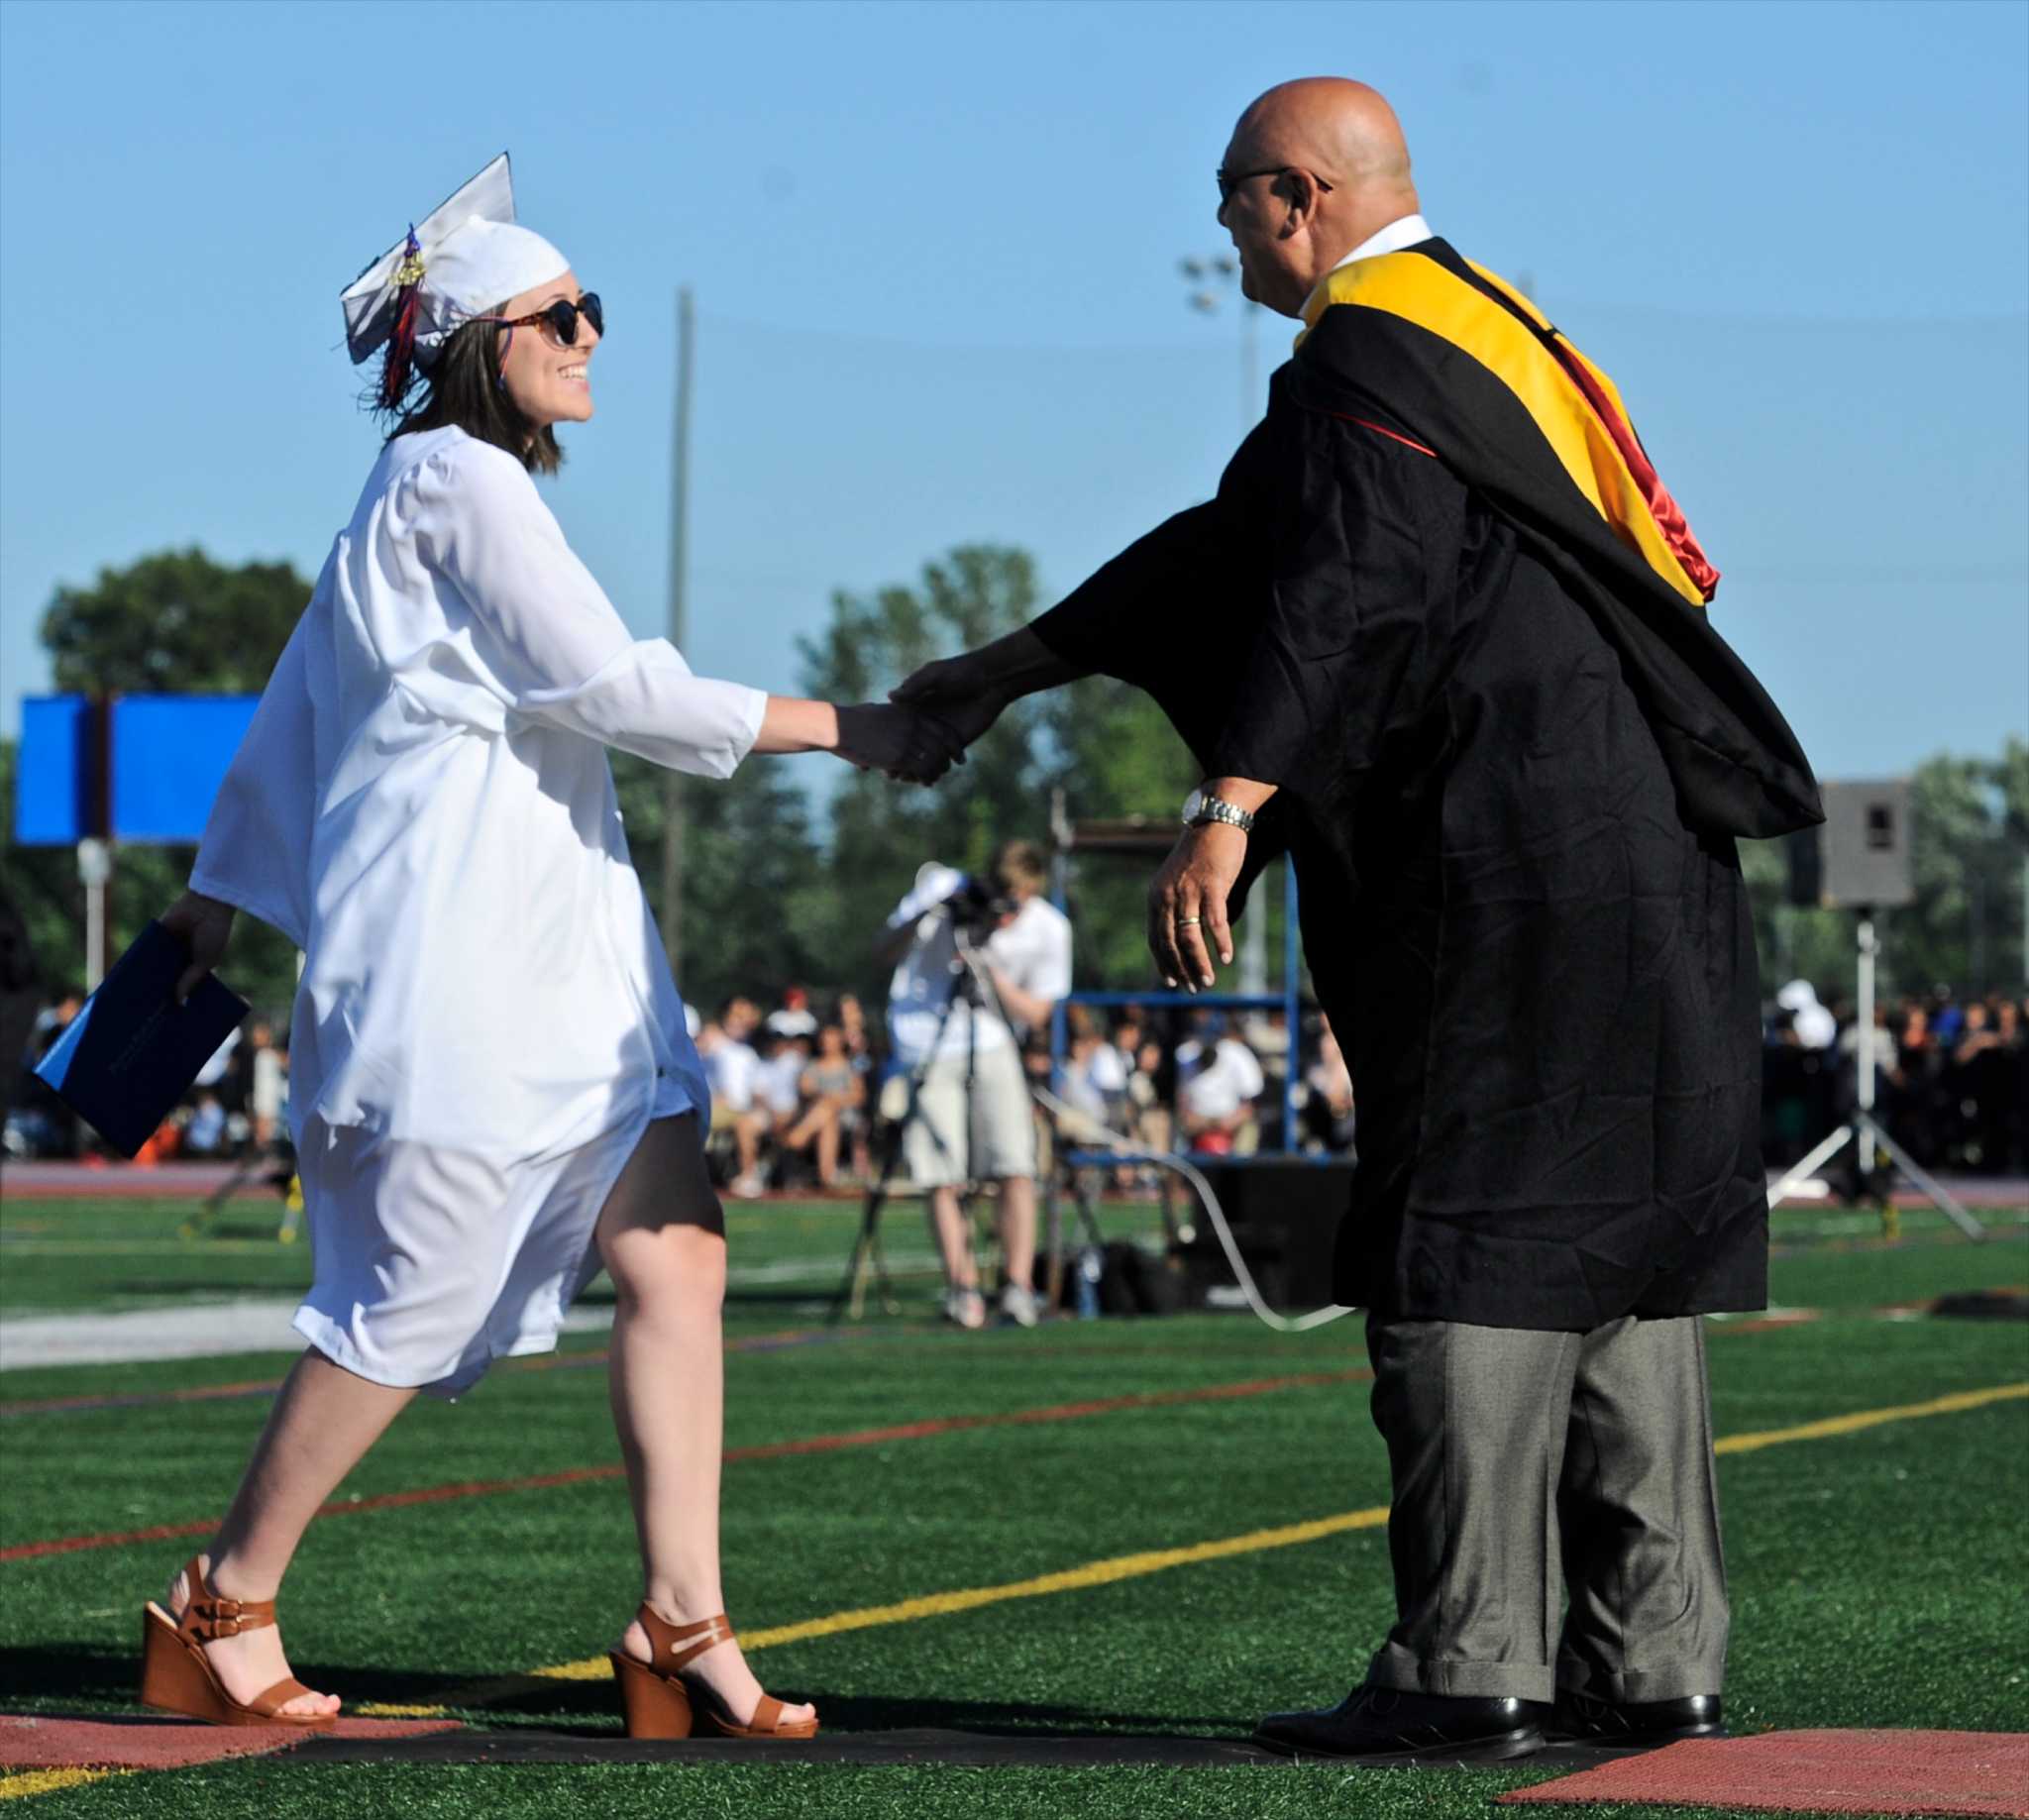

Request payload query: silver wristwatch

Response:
[1181,788,1256,835]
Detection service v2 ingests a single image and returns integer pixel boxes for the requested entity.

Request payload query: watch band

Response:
[1183,790,1256,835]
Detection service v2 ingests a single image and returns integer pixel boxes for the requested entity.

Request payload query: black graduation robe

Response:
[1032,238,1822,1332]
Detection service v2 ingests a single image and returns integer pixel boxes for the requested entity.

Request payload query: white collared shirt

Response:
[1335,211,1434,269]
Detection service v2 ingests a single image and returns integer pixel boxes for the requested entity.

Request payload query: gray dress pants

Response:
[1363,1312,1729,1706]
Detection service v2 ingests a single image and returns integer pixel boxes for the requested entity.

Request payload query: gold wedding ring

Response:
[1176,915,1201,926]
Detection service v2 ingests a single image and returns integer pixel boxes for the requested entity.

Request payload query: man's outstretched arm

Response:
[892,499,1232,766]
[889,625,1085,759]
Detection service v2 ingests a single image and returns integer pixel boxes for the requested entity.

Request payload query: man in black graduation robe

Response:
[896,77,1820,1762]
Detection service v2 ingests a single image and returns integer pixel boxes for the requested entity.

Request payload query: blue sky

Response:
[2,0,2023,793]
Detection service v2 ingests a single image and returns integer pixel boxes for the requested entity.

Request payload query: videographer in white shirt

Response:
[877,840,1071,1329]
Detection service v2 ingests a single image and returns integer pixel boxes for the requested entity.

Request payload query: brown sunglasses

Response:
[474,292,605,348]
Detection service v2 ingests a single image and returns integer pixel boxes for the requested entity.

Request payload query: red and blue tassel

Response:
[377,226,426,410]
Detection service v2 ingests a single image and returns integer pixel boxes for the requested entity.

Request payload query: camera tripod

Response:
[829,916,1015,1323]
[1766,911,1985,1239]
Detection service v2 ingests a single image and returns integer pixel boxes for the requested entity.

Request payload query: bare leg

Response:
[813,1105,841,1188]
[927,1185,976,1289]
[735,1114,762,1178]
[604,1115,813,1728]
[786,1100,841,1187]
[998,1174,1037,1291]
[160,1349,415,1717]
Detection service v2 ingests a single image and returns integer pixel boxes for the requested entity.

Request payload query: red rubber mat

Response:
[0,1713,462,1771]
[1501,1729,2029,1816]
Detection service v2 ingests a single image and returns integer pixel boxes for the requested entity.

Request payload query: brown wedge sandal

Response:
[609,1607,818,1741]
[140,1554,335,1728]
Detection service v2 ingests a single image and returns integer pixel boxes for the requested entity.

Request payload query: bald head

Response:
[1218,78,1421,315]
[1230,79,1414,193]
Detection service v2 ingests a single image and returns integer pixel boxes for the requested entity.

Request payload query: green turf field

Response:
[1,1194,2025,1817]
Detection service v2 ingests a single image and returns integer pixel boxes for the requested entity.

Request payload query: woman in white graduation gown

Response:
[139,158,938,1741]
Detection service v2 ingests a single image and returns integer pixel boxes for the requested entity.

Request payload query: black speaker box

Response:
[1786,779,1915,910]
[1172,1156,1354,1313]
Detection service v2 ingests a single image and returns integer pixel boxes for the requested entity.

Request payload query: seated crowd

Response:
[693,993,1363,1198]
[1764,982,2028,1175]
[8,978,2025,1187]
[694,990,874,1198]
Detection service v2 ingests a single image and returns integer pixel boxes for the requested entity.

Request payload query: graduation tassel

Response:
[378,226,426,410]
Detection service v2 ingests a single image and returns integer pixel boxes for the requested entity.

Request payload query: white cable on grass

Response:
[1030,1084,1353,1334]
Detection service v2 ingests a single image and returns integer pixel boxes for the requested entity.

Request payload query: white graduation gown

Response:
[191,425,766,1392]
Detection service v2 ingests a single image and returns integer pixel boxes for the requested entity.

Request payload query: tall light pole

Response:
[1179,253,1262,436]
[660,286,694,976]
[1179,254,1267,996]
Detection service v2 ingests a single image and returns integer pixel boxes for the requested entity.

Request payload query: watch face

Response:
[1181,789,1204,825]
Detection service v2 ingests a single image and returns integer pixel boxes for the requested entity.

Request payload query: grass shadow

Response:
[0,1643,137,1708]
[0,1648,1253,1745]
[459,1672,1247,1739]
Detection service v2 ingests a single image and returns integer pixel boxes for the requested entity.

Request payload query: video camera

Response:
[945,872,1017,943]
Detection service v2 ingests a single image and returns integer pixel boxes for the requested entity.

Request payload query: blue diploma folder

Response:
[32,921,251,1158]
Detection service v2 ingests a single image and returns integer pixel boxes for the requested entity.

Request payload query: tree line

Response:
[3,546,2023,1018]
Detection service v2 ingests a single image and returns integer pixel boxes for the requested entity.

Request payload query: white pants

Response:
[900,1042,1036,1188]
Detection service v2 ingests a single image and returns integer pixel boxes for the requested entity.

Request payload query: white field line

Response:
[0,1246,954,1368]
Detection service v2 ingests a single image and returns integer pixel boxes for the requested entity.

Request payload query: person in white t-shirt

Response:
[1062,1006,1128,1126]
[753,1030,811,1175]
[877,841,1071,1329]
[1176,1015,1267,1154]
[697,1014,768,1198]
[248,1024,287,1149]
[754,1035,807,1118]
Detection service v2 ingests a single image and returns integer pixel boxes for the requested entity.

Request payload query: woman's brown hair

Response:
[375,313,563,476]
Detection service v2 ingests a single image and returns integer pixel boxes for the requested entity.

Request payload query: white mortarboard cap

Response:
[340,153,569,372]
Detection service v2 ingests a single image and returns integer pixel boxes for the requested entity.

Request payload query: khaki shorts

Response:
[899,1043,1036,1187]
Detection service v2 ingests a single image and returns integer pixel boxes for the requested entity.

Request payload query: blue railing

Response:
[1050,859,1305,1151]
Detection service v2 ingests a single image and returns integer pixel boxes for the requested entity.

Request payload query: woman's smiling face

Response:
[494,268,599,429]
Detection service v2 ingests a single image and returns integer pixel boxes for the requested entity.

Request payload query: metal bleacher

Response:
[1040,804,1320,1298]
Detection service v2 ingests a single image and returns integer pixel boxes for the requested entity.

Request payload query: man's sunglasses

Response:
[1215,166,1335,207]
[477,292,605,348]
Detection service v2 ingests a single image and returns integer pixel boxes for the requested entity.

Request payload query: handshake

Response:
[831,652,1009,787]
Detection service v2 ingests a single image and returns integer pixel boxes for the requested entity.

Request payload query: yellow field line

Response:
[1712,1381,2028,1453]
[0,1769,123,1800]
[416,1377,2024,1701]
[521,1505,1396,1685]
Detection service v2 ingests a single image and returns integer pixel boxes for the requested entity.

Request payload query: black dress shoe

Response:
[1252,1686,1548,1763]
[1549,1687,1726,1745]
